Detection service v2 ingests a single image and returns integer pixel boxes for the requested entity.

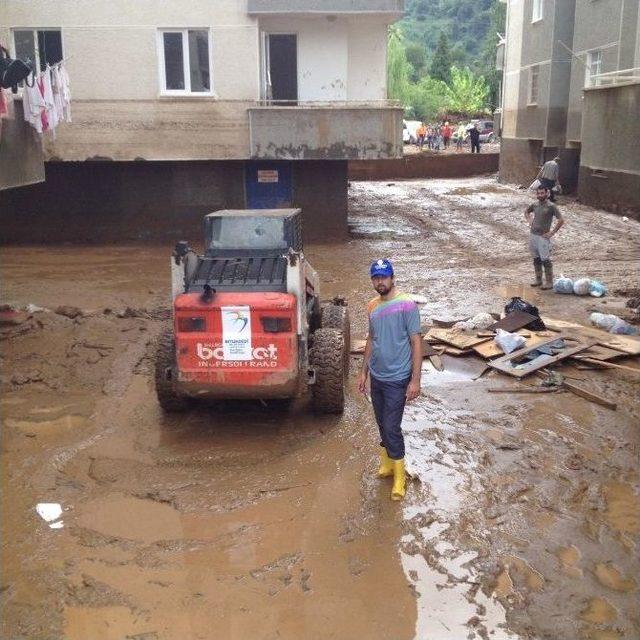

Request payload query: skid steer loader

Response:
[155,209,349,413]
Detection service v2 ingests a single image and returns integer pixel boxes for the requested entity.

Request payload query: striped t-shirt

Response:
[367,293,421,381]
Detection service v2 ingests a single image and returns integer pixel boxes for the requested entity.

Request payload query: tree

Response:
[387,27,412,106]
[430,32,453,85]
[407,76,448,121]
[443,66,490,115]
[405,43,428,82]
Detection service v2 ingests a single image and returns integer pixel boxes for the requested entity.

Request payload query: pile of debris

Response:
[352,297,640,411]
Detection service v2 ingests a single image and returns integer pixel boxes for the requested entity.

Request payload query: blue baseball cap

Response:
[370,258,394,278]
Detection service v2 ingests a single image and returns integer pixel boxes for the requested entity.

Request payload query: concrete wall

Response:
[249,106,403,159]
[0,159,348,243]
[0,100,45,190]
[566,0,623,142]
[348,153,499,180]
[579,83,640,210]
[248,0,403,14]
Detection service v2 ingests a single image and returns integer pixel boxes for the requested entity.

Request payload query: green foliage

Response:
[405,43,428,82]
[430,32,452,84]
[386,27,412,106]
[443,66,490,115]
[406,76,448,121]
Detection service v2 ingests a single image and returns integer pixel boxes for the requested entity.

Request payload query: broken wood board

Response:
[487,310,538,333]
[473,330,558,359]
[579,344,628,361]
[350,339,367,355]
[569,357,640,374]
[487,387,561,394]
[488,336,592,378]
[429,354,444,371]
[421,341,439,357]
[541,316,640,355]
[442,346,473,357]
[562,380,617,410]
[426,327,491,350]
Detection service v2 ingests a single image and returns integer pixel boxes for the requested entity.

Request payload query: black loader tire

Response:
[155,328,189,412]
[310,328,346,414]
[321,304,351,372]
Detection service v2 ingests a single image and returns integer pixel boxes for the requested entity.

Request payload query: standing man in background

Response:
[537,156,560,202]
[469,124,481,153]
[442,121,452,149]
[358,259,422,501]
[525,185,565,289]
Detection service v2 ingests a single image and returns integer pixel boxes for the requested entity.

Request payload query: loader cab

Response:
[203,209,303,256]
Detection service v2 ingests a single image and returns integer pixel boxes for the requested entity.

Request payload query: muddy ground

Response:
[1,176,639,640]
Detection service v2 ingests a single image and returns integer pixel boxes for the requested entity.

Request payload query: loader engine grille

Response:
[188,256,288,292]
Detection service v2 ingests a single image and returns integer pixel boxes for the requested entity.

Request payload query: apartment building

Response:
[497,0,640,214]
[0,0,404,242]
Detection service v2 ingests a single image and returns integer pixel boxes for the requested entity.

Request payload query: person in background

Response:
[434,125,443,151]
[537,156,560,202]
[416,122,427,151]
[442,121,452,149]
[525,185,565,289]
[455,123,466,151]
[358,259,422,501]
[426,124,434,150]
[469,124,481,153]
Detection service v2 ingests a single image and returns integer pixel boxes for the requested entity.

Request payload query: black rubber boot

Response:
[542,260,554,290]
[531,259,543,287]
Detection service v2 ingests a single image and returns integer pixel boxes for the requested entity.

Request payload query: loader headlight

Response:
[261,317,292,333]
[178,316,206,332]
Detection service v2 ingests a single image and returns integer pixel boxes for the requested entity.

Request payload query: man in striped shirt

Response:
[358,259,422,501]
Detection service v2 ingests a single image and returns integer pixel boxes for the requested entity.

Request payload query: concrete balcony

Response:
[247,0,403,16]
[248,103,404,160]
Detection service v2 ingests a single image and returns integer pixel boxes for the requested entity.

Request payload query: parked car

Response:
[403,120,421,145]
[475,120,496,143]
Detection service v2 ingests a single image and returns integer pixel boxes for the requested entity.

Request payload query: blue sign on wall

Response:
[245,161,293,209]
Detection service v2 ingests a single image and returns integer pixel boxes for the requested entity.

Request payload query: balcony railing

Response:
[248,101,403,160]
[587,67,640,88]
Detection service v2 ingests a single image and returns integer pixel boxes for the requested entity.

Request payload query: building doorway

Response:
[262,34,297,104]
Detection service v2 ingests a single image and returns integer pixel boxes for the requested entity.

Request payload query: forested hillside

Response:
[389,0,506,119]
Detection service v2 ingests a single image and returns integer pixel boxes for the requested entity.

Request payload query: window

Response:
[585,50,602,87]
[158,29,211,94]
[528,65,539,104]
[12,29,63,73]
[532,0,544,22]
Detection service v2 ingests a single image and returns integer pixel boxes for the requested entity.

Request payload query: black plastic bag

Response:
[504,297,546,330]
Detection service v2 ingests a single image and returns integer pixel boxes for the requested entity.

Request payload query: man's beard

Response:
[376,283,392,295]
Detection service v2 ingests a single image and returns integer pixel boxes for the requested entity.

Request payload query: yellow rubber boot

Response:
[377,446,394,478]
[391,459,406,501]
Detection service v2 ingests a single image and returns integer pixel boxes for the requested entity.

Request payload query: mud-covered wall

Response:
[0,160,348,244]
[349,153,499,180]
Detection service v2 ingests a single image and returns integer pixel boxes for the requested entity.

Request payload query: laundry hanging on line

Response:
[22,62,71,138]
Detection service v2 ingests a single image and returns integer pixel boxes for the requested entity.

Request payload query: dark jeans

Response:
[471,141,480,153]
[540,177,556,201]
[370,375,410,460]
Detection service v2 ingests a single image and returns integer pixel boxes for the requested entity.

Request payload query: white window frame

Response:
[157,28,214,97]
[585,50,602,87]
[528,65,539,105]
[10,27,64,73]
[532,0,544,23]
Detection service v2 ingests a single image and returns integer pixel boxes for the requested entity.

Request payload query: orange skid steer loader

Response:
[155,209,349,413]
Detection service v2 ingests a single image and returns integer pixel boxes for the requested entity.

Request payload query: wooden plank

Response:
[487,387,561,394]
[429,355,444,371]
[442,346,473,356]
[580,344,628,361]
[487,310,538,333]
[569,357,640,374]
[426,327,491,350]
[562,380,617,410]
[488,336,592,378]
[421,341,439,357]
[542,316,640,355]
